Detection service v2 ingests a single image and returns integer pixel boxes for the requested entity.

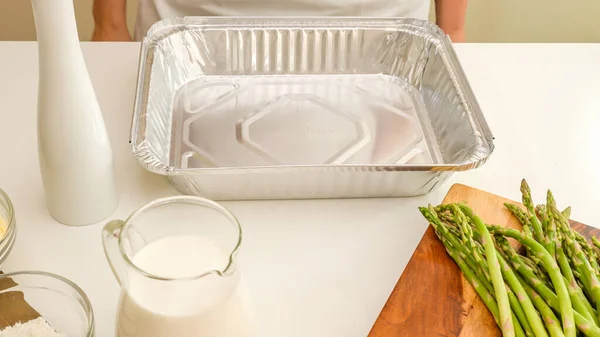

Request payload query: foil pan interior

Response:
[132,17,494,177]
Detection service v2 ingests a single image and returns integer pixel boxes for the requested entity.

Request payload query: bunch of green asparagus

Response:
[420,180,600,337]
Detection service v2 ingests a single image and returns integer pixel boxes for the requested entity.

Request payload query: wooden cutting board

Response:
[368,183,600,337]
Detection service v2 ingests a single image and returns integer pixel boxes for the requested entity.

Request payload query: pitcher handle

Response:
[102,220,126,285]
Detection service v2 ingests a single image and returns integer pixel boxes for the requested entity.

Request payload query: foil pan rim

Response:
[144,17,448,38]
[131,139,492,177]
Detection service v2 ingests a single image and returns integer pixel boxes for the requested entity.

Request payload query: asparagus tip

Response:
[546,190,556,207]
[520,179,531,192]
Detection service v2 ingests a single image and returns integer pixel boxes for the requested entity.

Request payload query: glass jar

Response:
[0,271,95,336]
[0,187,16,268]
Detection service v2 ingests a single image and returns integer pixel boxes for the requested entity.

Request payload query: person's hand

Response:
[91,25,132,42]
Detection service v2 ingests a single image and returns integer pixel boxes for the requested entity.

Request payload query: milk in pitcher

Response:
[116,236,255,337]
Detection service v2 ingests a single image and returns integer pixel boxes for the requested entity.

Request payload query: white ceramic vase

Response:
[31,0,118,225]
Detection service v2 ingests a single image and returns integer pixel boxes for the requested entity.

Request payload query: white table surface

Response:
[0,42,599,337]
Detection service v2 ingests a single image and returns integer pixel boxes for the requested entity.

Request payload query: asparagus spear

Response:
[548,218,598,326]
[444,240,500,322]
[516,273,565,337]
[444,239,527,337]
[497,252,549,337]
[520,255,551,286]
[573,231,600,278]
[436,209,455,224]
[445,207,537,336]
[490,226,576,337]
[443,222,535,336]
[536,205,549,232]
[434,202,466,214]
[421,207,527,335]
[545,191,558,259]
[517,269,600,337]
[505,202,531,227]
[456,215,551,336]
[515,256,600,337]
[574,315,600,337]
[562,206,572,220]
[421,206,489,282]
[550,202,600,321]
[565,234,600,320]
[592,237,600,252]
[522,225,545,268]
[497,235,557,304]
[459,205,515,337]
[557,243,599,325]
[453,205,489,279]
[521,179,546,244]
[592,237,600,275]
[496,234,599,329]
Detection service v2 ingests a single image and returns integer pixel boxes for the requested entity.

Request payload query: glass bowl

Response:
[0,271,95,336]
[0,187,15,268]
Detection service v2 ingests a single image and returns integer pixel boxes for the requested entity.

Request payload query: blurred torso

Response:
[134,0,431,40]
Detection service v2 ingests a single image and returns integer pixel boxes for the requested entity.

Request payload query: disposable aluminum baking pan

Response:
[131,17,494,200]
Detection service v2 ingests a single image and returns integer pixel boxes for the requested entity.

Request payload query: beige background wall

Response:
[0,0,138,41]
[1,0,599,42]
[459,0,600,42]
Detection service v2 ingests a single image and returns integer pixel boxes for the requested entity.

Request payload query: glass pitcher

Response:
[102,196,256,337]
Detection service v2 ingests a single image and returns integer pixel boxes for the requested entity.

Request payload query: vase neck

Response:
[31,0,81,49]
